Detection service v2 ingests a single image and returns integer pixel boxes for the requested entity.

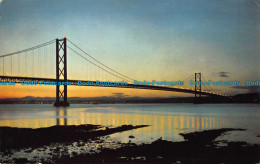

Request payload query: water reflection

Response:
[0,104,259,143]
[0,111,228,131]
[0,108,229,133]
[0,109,230,142]
[56,108,67,126]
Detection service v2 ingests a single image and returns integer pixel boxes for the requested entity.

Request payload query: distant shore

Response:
[1,92,260,104]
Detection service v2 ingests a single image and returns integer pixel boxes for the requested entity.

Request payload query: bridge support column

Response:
[194,72,202,104]
[54,37,69,107]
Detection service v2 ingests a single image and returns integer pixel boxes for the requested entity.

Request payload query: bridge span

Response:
[0,37,230,106]
[0,75,226,97]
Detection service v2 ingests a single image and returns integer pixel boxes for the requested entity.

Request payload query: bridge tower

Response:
[194,72,202,104]
[54,37,69,107]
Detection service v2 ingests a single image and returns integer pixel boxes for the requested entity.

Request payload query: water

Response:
[0,103,259,144]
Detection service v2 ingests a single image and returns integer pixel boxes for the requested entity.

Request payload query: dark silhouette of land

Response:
[0,125,259,163]
[0,124,149,151]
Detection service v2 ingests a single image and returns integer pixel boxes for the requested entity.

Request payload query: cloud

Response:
[254,0,260,8]
[212,71,230,78]
[0,0,3,21]
[111,92,129,98]
[219,71,230,77]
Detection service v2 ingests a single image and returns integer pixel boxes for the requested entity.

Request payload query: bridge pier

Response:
[54,37,69,107]
[54,101,69,107]
[194,72,202,104]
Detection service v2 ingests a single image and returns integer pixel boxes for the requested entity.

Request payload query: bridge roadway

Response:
[0,76,225,97]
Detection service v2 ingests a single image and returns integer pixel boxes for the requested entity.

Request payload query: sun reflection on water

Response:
[0,104,259,143]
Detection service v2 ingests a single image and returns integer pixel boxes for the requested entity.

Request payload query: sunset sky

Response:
[0,0,260,98]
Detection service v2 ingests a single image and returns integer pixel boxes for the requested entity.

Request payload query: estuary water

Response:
[0,103,259,144]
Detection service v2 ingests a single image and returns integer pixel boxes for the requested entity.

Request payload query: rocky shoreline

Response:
[0,125,259,163]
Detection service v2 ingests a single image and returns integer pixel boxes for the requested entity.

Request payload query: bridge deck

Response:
[0,76,225,97]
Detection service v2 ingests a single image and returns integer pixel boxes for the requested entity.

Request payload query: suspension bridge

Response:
[0,37,230,106]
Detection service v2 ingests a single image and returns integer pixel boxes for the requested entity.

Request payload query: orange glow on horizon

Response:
[0,84,192,99]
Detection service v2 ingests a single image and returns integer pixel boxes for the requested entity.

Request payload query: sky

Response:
[0,0,260,98]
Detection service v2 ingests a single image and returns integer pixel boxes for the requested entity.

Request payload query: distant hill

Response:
[0,93,259,104]
[231,93,260,103]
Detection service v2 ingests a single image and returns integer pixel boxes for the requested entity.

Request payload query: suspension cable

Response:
[67,39,135,82]
[0,39,55,58]
[68,46,132,82]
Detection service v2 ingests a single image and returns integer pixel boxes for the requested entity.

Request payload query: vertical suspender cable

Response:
[3,58,4,75]
[25,52,27,76]
[11,56,12,76]
[32,50,34,77]
[45,46,47,77]
[38,48,39,77]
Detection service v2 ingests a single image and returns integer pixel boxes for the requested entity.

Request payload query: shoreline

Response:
[0,124,259,163]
